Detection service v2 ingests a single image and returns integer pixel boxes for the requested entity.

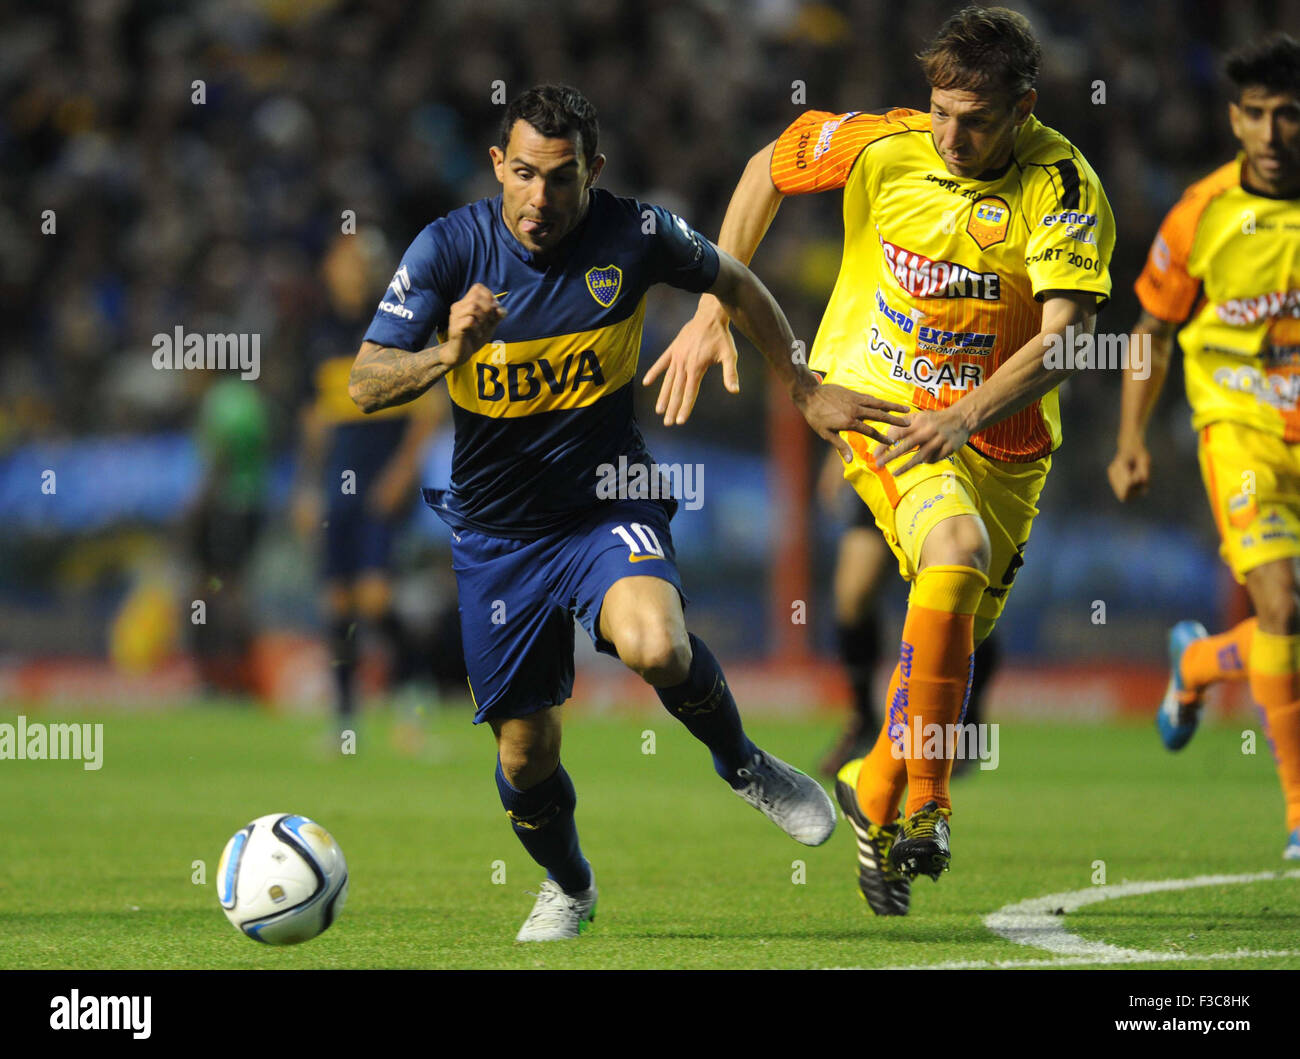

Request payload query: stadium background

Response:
[0,0,1287,718]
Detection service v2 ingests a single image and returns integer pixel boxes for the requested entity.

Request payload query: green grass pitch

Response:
[0,704,1297,969]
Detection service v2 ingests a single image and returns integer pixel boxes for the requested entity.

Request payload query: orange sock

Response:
[856,662,908,825]
[1248,629,1300,833]
[1180,618,1254,702]
[899,565,987,814]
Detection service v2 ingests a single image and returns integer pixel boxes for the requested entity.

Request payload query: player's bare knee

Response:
[954,523,991,574]
[498,743,559,791]
[1255,589,1300,635]
[494,712,561,790]
[920,517,991,575]
[1247,564,1300,634]
[964,543,992,576]
[617,623,690,685]
[508,759,557,791]
[648,632,692,686]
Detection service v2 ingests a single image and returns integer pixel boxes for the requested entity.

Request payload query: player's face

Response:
[929,87,1034,178]
[491,121,606,255]
[1229,87,1300,196]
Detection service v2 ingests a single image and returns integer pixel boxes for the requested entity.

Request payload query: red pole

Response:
[768,375,812,664]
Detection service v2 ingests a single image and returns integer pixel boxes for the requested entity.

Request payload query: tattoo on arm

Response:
[349,343,451,413]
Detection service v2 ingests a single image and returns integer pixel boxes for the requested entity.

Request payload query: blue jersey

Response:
[363,189,720,538]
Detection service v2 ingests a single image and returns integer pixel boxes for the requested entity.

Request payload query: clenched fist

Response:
[442,284,507,368]
[1108,439,1151,502]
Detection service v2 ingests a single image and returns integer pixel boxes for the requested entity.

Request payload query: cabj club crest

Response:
[585,265,622,307]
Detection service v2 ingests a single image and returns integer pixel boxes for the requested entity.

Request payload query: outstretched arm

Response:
[642,141,783,425]
[709,141,783,269]
[648,110,920,426]
[707,249,911,460]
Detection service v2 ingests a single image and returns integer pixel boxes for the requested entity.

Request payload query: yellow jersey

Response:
[1135,157,1300,440]
[770,108,1115,461]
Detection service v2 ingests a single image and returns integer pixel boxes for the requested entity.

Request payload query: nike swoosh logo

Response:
[627,553,661,563]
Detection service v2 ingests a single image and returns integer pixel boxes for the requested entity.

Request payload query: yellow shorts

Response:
[1198,419,1300,583]
[840,432,1050,642]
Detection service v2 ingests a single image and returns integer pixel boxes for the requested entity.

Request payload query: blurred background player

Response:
[816,448,1001,778]
[187,375,272,697]
[1110,33,1300,860]
[652,5,1114,914]
[293,232,453,739]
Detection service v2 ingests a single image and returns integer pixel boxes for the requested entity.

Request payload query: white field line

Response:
[874,948,1300,970]
[872,869,1300,970]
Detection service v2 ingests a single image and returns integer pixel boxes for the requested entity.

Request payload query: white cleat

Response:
[515,877,597,942]
[733,750,836,846]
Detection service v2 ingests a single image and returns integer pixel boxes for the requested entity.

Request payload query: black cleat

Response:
[834,759,910,915]
[890,800,952,881]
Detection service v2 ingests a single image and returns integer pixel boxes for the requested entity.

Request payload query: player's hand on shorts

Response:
[794,379,912,462]
[442,284,507,367]
[1107,439,1151,501]
[643,299,740,426]
[872,406,970,475]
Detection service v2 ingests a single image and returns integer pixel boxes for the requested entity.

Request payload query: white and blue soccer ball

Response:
[217,813,348,944]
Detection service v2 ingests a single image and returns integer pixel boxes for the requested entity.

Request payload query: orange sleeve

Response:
[770,108,922,195]
[1133,162,1242,325]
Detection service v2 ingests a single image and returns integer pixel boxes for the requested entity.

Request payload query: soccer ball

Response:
[216,813,348,944]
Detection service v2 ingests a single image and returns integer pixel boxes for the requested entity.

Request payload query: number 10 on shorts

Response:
[612,523,664,562]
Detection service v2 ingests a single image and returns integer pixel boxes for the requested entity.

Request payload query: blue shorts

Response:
[323,420,406,580]
[323,504,396,580]
[448,499,684,723]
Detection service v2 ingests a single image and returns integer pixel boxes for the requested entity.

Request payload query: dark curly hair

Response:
[499,84,599,166]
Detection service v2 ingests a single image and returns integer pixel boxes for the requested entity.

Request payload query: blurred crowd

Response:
[1,0,1289,513]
